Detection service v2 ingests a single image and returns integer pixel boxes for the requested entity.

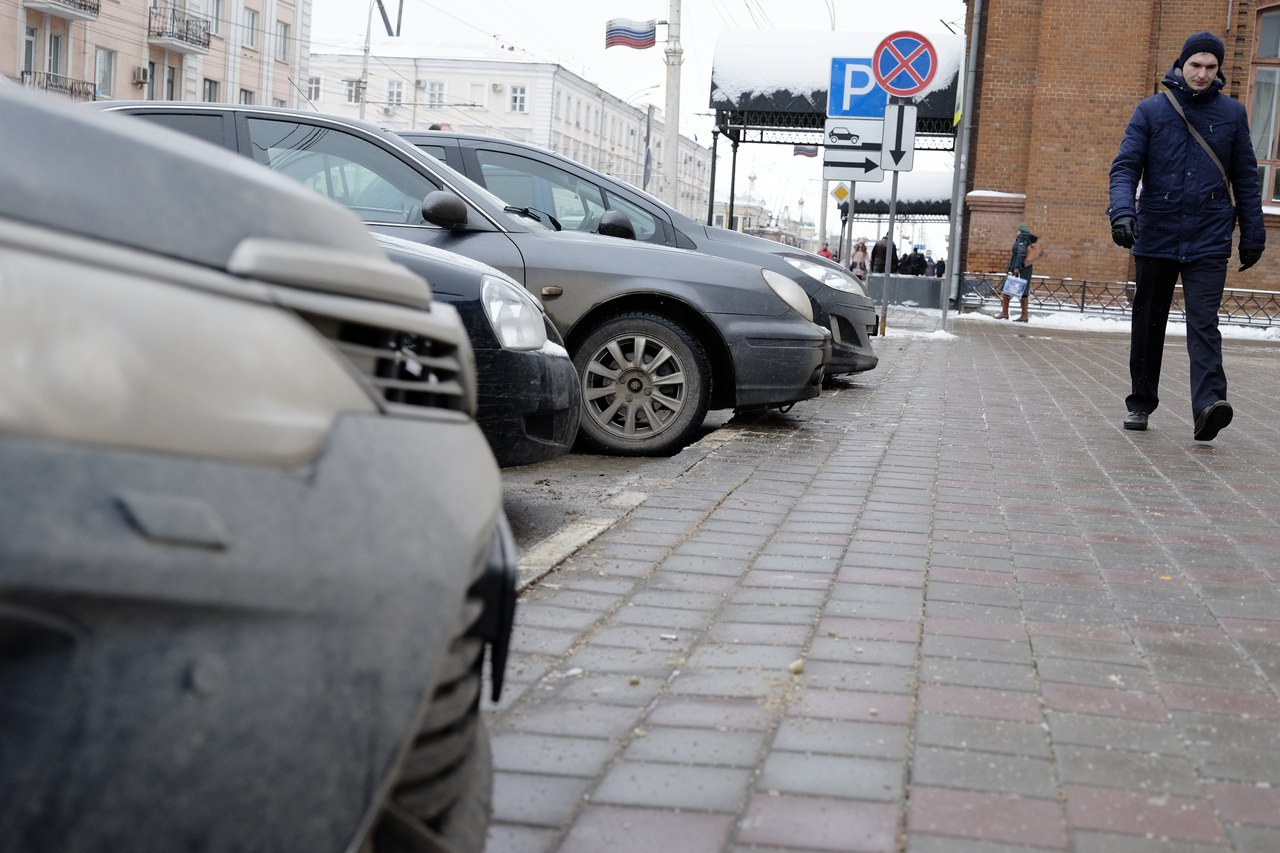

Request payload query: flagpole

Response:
[662,0,682,208]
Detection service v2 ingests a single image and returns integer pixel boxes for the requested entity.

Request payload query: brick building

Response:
[963,0,1280,291]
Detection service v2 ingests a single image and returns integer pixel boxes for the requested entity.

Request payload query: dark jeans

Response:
[1126,256,1227,417]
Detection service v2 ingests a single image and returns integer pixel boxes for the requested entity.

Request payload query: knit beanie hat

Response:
[1177,31,1224,67]
[1017,223,1030,233]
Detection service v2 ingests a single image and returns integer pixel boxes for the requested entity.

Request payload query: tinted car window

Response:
[245,118,440,225]
[136,112,231,148]
[417,143,448,161]
[602,189,661,243]
[475,149,605,232]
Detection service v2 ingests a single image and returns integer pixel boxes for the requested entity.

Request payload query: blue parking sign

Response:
[828,57,888,118]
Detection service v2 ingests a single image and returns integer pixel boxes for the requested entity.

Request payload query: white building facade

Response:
[2,0,310,107]
[307,46,712,222]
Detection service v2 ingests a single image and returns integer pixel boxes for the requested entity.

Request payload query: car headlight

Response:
[481,274,548,350]
[761,269,814,322]
[783,255,869,298]
[0,247,377,466]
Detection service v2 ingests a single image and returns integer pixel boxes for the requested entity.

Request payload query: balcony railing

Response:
[22,0,100,22]
[148,6,211,52]
[21,70,96,102]
[961,273,1280,329]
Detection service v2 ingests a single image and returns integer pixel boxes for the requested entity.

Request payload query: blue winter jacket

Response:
[1108,65,1265,261]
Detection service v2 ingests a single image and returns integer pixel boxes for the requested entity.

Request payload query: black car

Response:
[372,234,580,467]
[403,130,879,376]
[94,103,832,456]
[3,86,512,852]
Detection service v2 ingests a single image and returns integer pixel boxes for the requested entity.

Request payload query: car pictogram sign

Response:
[873,31,937,98]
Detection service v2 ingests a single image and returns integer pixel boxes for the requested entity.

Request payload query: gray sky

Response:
[311,0,966,251]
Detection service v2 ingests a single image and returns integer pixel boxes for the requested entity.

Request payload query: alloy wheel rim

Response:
[582,334,687,439]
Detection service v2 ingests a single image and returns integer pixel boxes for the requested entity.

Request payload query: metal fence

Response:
[960,272,1280,329]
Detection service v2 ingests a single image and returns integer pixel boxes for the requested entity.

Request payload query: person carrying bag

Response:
[998,223,1039,321]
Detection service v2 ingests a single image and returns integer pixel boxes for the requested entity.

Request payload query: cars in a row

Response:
[1,86,511,852]
[403,129,880,377]
[94,102,838,456]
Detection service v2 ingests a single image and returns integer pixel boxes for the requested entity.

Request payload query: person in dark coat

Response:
[1109,31,1265,441]
[870,235,896,273]
[905,248,926,275]
[999,223,1038,321]
[934,257,946,277]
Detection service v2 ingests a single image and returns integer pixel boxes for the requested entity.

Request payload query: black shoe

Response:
[1123,411,1148,431]
[1193,400,1233,442]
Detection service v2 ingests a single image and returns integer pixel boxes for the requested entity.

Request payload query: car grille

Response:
[298,314,470,415]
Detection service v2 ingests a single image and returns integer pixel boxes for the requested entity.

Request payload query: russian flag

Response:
[793,144,818,157]
[605,18,657,50]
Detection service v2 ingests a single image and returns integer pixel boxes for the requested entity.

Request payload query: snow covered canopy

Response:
[710,30,962,138]
[844,170,953,216]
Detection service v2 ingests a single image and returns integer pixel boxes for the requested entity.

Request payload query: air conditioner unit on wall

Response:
[382,106,394,115]
[133,66,150,85]
[415,79,426,88]
[491,82,503,93]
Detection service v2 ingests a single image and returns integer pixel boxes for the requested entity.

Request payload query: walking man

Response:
[1109,31,1264,441]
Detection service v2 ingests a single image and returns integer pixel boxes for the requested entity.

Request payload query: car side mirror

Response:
[597,210,635,240]
[421,191,468,229]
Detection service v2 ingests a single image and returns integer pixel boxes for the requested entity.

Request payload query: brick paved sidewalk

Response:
[483,316,1280,853]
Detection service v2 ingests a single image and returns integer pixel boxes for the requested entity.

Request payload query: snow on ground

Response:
[883,305,1280,342]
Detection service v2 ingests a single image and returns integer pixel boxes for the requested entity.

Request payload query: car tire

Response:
[573,313,711,456]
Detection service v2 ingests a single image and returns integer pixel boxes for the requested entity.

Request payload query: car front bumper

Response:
[811,289,879,375]
[0,412,510,853]
[475,340,582,468]
[716,314,832,409]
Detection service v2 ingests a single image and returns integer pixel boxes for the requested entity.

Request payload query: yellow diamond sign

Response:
[830,183,850,203]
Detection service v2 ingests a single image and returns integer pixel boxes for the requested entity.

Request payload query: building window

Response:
[273,98,286,107]
[242,8,258,49]
[165,65,176,100]
[202,77,219,101]
[48,33,62,75]
[345,79,362,104]
[1253,10,1280,201]
[427,80,444,107]
[274,21,289,61]
[23,27,36,74]
[306,76,321,101]
[510,84,526,113]
[240,88,254,105]
[94,47,115,98]
[207,0,222,35]
[387,79,403,106]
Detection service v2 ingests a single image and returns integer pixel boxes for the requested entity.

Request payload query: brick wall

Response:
[964,0,1280,290]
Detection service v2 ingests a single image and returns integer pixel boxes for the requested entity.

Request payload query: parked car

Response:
[403,130,880,376]
[4,86,513,852]
[93,103,832,456]
[371,234,580,467]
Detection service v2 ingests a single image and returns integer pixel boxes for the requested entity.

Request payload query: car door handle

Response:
[541,286,563,298]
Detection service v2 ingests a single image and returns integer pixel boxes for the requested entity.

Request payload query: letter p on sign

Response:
[829,57,888,118]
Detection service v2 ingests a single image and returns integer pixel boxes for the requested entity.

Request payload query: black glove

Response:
[1111,216,1136,249]
[1238,247,1263,272]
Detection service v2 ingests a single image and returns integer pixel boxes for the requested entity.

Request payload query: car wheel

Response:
[363,634,493,853]
[573,313,711,456]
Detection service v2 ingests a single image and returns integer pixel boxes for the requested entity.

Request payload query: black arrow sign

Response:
[889,107,908,165]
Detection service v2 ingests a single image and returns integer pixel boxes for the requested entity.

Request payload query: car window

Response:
[416,143,448,161]
[601,189,661,244]
[133,112,231,148]
[474,149,605,232]
[245,118,440,225]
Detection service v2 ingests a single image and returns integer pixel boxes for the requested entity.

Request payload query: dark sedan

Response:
[404,130,879,376]
[94,103,832,456]
[372,234,580,467]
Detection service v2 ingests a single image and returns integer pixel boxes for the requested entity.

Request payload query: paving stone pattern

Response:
[483,316,1280,852]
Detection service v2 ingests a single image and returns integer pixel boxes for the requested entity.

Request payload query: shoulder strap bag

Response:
[1163,89,1234,205]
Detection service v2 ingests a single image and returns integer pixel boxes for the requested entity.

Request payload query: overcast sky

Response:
[310,0,967,253]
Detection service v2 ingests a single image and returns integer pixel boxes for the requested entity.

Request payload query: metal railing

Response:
[148,6,211,50]
[21,70,96,102]
[26,0,101,14]
[961,272,1280,329]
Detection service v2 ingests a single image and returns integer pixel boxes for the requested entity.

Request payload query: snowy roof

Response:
[710,30,962,123]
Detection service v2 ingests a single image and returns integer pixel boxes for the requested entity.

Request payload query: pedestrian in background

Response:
[871,235,896,273]
[818,242,833,259]
[1109,31,1264,441]
[849,239,869,277]
[935,257,946,278]
[999,223,1038,321]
